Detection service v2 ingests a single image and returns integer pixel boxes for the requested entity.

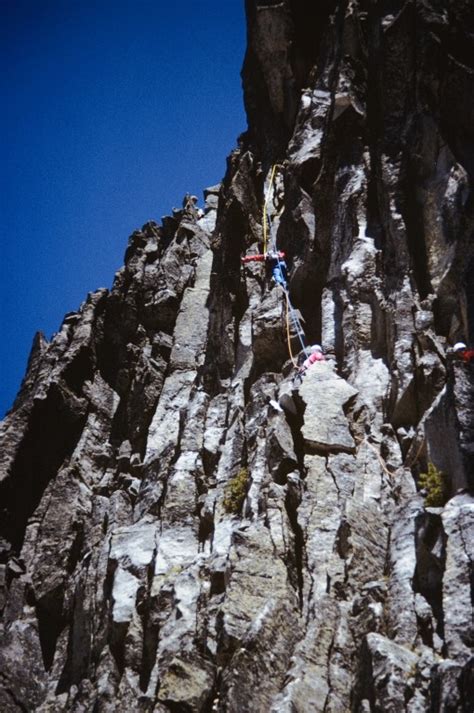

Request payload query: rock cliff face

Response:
[1,1,473,711]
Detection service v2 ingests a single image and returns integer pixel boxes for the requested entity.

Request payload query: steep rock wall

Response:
[1,1,473,711]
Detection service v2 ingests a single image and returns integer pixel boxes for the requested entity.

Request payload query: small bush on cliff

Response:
[223,467,249,514]
[418,463,449,507]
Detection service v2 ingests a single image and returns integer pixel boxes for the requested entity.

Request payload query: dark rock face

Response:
[1,2,473,710]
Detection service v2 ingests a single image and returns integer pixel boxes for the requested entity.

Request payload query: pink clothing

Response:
[302,351,325,370]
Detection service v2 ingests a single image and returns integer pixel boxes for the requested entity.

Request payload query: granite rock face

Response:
[1,1,473,711]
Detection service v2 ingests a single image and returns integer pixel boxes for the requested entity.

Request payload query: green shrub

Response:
[418,463,449,507]
[223,467,249,514]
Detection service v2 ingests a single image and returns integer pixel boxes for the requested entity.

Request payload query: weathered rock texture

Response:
[1,1,473,711]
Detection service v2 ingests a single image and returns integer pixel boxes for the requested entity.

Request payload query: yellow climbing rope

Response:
[262,164,277,254]
[258,163,309,364]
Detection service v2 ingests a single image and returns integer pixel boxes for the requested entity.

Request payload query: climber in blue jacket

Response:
[241,250,288,288]
[267,250,288,288]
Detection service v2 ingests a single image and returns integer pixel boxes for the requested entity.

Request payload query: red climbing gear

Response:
[241,251,285,264]
[242,251,288,288]
[453,342,474,363]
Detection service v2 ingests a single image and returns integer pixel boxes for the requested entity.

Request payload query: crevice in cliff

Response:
[429,657,474,713]
[108,345,167,456]
[198,499,215,550]
[95,283,137,390]
[367,163,387,253]
[162,701,195,713]
[36,585,66,672]
[352,634,376,712]
[218,198,249,296]
[66,521,85,575]
[201,674,220,713]
[138,548,159,693]
[322,629,337,713]
[290,0,338,82]
[63,347,95,397]
[56,572,93,694]
[109,621,127,679]
[299,158,322,197]
[284,485,304,609]
[102,559,128,679]
[279,402,306,608]
[285,397,306,471]
[369,295,390,363]
[290,271,325,349]
[402,158,433,300]
[202,443,221,482]
[203,292,241,394]
[0,384,87,554]
[413,511,447,640]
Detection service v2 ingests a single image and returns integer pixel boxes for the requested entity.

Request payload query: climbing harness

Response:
[241,164,311,363]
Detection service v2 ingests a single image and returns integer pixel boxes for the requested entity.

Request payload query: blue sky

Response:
[1,0,247,417]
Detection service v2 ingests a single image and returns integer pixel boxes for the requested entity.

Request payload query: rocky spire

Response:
[1,2,473,710]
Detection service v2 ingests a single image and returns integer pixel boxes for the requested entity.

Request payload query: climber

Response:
[241,250,288,288]
[269,250,288,288]
[298,344,326,374]
[453,342,474,363]
[182,193,202,219]
[278,344,327,414]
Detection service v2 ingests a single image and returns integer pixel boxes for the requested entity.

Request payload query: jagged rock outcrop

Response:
[1,1,473,711]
